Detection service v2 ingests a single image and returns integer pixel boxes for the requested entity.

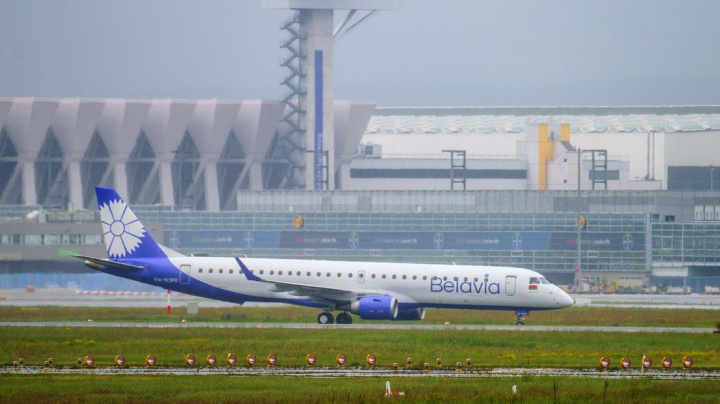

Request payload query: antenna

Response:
[263,1,401,190]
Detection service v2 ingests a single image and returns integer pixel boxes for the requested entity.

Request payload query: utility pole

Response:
[575,149,582,292]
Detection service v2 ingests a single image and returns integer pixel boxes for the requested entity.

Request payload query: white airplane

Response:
[75,187,574,325]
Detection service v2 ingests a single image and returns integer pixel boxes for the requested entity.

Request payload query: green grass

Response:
[2,374,720,403]
[2,326,719,369]
[2,305,720,402]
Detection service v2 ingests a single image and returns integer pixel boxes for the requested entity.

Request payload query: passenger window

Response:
[392,275,397,279]
[464,277,468,282]
[297,271,301,276]
[260,270,264,275]
[279,271,283,275]
[423,276,427,280]
[412,275,417,280]
[372,274,376,279]
[443,276,447,281]
[402,275,407,280]
[209,268,213,273]
[348,273,353,278]
[198,268,203,273]
[337,273,342,277]
[382,274,386,279]
[474,277,478,282]
[453,277,458,281]
[229,269,233,274]
[307,272,311,276]
[326,272,331,277]
[270,270,274,275]
[219,269,223,274]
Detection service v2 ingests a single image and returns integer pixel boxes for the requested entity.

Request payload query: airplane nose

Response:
[559,289,575,307]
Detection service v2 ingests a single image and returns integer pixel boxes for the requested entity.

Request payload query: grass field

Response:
[2,325,719,369]
[2,304,720,328]
[3,374,720,403]
[2,305,719,402]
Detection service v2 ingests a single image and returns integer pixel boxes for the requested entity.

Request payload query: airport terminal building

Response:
[1,98,720,293]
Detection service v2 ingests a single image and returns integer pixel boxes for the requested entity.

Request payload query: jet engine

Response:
[393,307,426,321]
[350,296,398,320]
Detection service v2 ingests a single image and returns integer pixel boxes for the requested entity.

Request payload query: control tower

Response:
[263,0,401,190]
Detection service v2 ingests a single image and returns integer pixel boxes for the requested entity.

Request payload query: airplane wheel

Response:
[516,320,524,325]
[317,312,334,324]
[336,312,353,324]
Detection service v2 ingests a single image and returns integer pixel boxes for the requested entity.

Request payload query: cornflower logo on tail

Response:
[100,199,145,258]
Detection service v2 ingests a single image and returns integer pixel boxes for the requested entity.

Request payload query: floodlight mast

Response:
[263,0,401,190]
[576,148,582,292]
[575,148,608,291]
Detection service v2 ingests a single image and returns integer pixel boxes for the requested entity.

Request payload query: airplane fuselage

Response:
[81,186,574,325]
[103,256,572,312]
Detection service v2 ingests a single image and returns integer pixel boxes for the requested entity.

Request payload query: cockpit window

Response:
[539,277,551,284]
[529,277,540,285]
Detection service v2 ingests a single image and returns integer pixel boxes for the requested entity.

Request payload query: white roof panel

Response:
[367,106,720,135]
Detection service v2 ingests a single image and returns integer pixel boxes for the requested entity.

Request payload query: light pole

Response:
[574,148,607,292]
[575,149,582,292]
[710,165,715,191]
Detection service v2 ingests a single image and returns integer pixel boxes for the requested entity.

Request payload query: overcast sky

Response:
[1,0,719,107]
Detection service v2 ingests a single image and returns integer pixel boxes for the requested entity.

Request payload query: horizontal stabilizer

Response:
[73,255,145,271]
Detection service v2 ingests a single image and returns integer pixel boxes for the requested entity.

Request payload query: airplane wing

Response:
[73,255,145,271]
[235,257,385,305]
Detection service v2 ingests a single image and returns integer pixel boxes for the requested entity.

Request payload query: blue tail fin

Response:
[95,187,167,260]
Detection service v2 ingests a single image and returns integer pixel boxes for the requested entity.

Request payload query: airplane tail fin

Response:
[95,187,167,260]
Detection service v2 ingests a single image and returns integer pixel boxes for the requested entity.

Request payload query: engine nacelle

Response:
[350,296,398,320]
[393,307,426,321]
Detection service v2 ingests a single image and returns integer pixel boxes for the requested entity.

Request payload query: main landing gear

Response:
[317,311,353,324]
[336,312,353,324]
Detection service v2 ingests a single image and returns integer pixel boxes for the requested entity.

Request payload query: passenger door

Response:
[180,264,191,284]
[505,276,516,296]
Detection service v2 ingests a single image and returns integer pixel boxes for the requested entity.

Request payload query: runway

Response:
[0,321,715,335]
[2,288,720,309]
[2,288,718,333]
[3,289,717,381]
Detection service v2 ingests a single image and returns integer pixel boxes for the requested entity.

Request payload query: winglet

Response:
[236,257,262,282]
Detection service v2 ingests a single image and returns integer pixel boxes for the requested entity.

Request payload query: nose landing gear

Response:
[515,309,528,325]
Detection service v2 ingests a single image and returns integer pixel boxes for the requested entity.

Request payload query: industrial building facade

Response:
[1,99,720,292]
[3,189,720,293]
